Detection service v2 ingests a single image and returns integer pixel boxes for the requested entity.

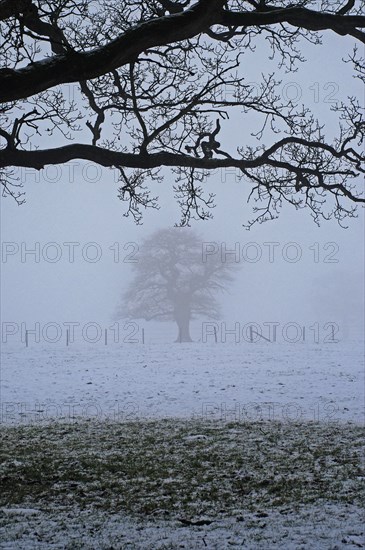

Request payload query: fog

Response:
[1,32,364,346]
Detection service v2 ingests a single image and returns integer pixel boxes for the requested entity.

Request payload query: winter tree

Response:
[0,0,364,225]
[115,228,237,342]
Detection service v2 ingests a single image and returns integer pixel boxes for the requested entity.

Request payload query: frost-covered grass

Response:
[1,418,364,548]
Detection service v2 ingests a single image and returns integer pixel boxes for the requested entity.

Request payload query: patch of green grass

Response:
[0,419,363,519]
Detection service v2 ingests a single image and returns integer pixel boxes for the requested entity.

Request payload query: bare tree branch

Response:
[1,1,364,102]
[1,0,364,226]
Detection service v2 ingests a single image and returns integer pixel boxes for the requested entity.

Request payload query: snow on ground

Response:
[1,339,364,425]
[1,419,364,549]
[1,339,364,548]
[1,503,364,549]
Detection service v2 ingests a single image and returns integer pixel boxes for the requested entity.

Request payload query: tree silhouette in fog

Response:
[115,228,237,342]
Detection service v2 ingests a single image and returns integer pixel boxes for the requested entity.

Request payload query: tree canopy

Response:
[0,0,364,225]
[115,228,237,341]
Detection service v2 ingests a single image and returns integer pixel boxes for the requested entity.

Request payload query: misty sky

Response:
[1,31,364,343]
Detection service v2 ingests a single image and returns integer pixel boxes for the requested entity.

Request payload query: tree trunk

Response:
[174,309,193,342]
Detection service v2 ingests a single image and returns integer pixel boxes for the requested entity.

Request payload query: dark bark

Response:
[0,0,31,21]
[0,0,224,103]
[1,1,364,226]
[0,1,364,103]
[1,143,363,206]
[174,305,193,343]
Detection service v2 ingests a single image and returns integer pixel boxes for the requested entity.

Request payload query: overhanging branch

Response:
[0,143,258,170]
[0,1,364,103]
[0,0,224,103]
[1,141,363,205]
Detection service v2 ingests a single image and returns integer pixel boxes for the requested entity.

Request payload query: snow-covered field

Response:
[1,339,364,549]
[1,339,364,425]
